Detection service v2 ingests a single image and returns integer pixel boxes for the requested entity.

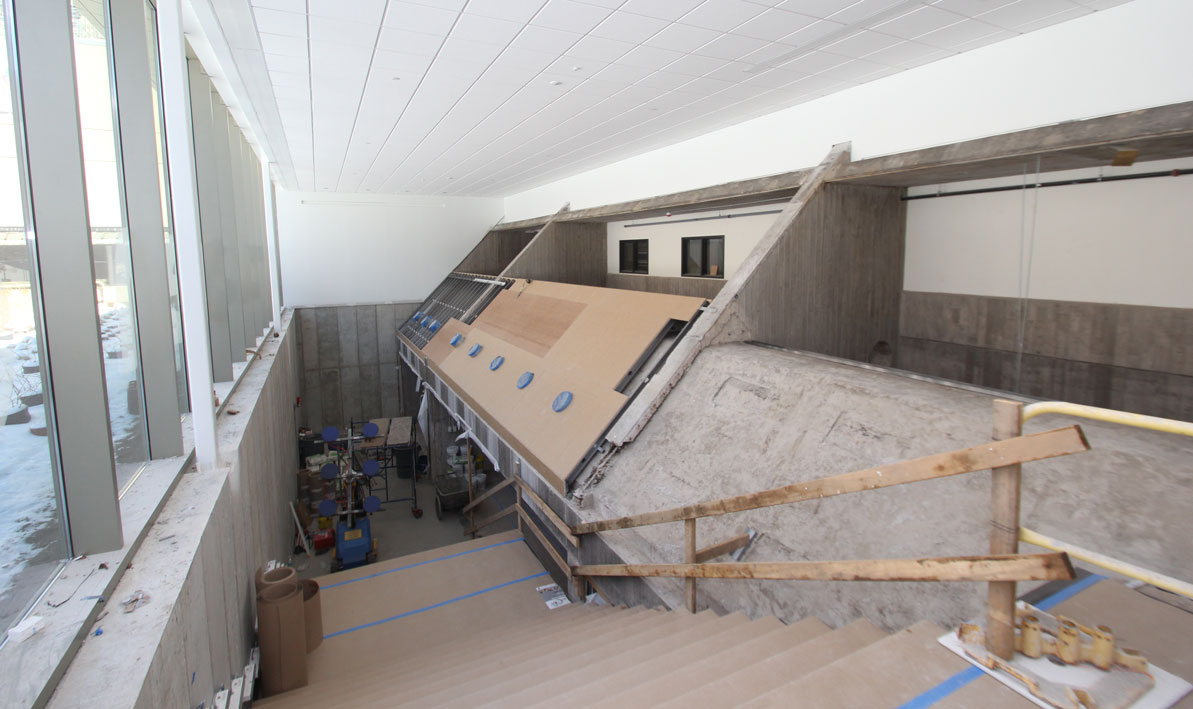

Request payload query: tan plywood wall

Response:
[424,280,705,491]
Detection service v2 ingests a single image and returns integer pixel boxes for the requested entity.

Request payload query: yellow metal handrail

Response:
[1022,400,1193,437]
[1020,401,1193,599]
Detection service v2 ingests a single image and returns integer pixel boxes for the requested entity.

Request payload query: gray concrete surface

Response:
[579,342,1193,632]
[49,313,301,709]
[295,302,419,431]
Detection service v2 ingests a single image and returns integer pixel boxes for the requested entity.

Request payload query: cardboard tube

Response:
[300,579,323,652]
[255,566,296,594]
[256,582,308,696]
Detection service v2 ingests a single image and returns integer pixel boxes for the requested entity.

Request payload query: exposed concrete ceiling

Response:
[194,0,1133,196]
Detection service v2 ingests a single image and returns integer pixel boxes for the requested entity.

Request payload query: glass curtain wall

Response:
[0,2,70,633]
[72,2,149,481]
[143,0,186,412]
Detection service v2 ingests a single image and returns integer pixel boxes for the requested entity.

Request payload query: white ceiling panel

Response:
[531,0,614,34]
[589,10,670,43]
[732,9,818,42]
[252,7,307,37]
[214,0,1119,197]
[384,2,460,34]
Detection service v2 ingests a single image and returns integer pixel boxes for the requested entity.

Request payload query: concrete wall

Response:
[275,191,503,307]
[500,221,606,287]
[50,312,300,708]
[501,0,1193,221]
[605,272,723,299]
[732,182,906,362]
[455,228,536,276]
[898,159,1193,418]
[294,302,419,432]
[898,293,1193,421]
[605,205,779,281]
[582,343,1193,631]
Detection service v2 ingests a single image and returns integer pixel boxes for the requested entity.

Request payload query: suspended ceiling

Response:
[197,0,1132,196]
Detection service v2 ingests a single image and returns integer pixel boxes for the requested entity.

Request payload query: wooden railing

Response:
[569,401,1090,661]
[464,402,1093,661]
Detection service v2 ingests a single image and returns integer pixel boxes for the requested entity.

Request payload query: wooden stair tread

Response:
[591,616,831,708]
[400,609,717,706]
[742,620,1020,707]
[472,611,743,708]
[660,617,887,709]
[541,614,784,707]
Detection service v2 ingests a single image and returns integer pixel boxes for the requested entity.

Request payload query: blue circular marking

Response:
[489,355,504,371]
[516,371,534,389]
[362,421,380,439]
[321,425,339,442]
[421,315,433,327]
[468,344,482,357]
[413,311,423,322]
[320,462,339,480]
[362,459,380,477]
[363,496,382,514]
[552,391,573,413]
[429,320,441,333]
[450,333,463,347]
[318,498,338,516]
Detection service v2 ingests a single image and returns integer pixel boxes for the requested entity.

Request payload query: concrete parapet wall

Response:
[50,313,301,708]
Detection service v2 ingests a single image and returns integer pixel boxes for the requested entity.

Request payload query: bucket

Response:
[299,579,323,652]
[256,582,308,695]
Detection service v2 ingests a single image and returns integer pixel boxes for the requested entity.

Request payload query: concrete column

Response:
[159,0,220,469]
[10,0,122,552]
[262,162,283,325]
[109,0,184,458]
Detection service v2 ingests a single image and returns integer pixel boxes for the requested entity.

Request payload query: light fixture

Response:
[549,80,562,85]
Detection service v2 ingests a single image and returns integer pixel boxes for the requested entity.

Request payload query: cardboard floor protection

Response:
[303,530,552,685]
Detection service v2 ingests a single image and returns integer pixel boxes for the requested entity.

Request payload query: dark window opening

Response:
[681,235,724,278]
[619,239,649,274]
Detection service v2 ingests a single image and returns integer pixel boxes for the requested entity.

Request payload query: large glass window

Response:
[144,0,187,412]
[681,235,725,278]
[619,239,649,274]
[0,4,70,633]
[73,4,149,478]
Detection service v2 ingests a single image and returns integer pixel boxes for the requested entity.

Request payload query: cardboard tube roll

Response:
[255,565,297,594]
[256,582,308,696]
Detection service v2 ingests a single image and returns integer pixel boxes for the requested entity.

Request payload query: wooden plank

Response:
[694,533,752,563]
[574,553,1074,582]
[516,479,580,548]
[987,399,1024,660]
[462,504,516,536]
[685,518,697,613]
[574,425,1089,534]
[518,507,571,579]
[461,475,515,514]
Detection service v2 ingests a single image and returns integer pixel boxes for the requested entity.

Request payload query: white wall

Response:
[606,205,779,280]
[502,0,1193,222]
[904,158,1193,309]
[276,191,503,306]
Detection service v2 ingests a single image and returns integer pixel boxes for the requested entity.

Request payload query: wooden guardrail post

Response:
[988,399,1025,660]
[685,518,697,613]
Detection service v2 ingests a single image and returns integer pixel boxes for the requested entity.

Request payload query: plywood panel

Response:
[425,280,705,491]
[473,292,587,357]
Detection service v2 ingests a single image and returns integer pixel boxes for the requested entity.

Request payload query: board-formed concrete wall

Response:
[294,302,420,432]
[578,342,1193,632]
[49,313,301,708]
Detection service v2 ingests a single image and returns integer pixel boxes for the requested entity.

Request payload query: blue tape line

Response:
[321,537,525,591]
[896,573,1107,708]
[1033,573,1105,611]
[323,571,549,640]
